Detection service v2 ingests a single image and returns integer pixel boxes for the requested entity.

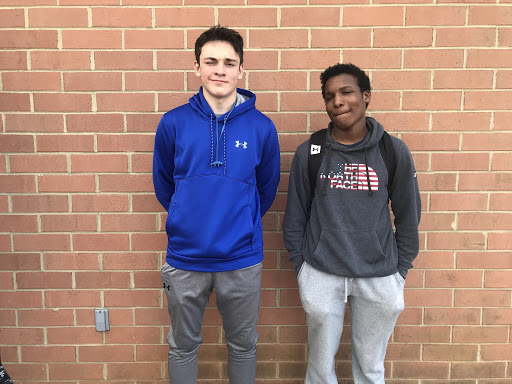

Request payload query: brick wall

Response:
[1,1,511,383]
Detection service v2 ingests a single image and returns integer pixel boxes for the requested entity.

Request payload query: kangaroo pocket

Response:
[312,229,387,275]
[166,176,255,259]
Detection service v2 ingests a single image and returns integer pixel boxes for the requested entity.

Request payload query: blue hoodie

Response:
[153,88,280,272]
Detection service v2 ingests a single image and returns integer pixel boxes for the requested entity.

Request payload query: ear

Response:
[194,60,201,77]
[237,64,244,80]
[363,90,371,105]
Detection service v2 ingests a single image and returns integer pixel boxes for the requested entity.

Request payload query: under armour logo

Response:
[311,144,321,155]
[235,141,247,149]
[163,283,170,291]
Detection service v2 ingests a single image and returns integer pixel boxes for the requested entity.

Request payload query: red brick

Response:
[430,193,488,211]
[249,0,305,3]
[454,326,508,343]
[18,309,74,326]
[259,308,306,325]
[343,49,402,69]
[73,233,130,251]
[34,93,92,112]
[464,133,512,152]
[132,194,163,213]
[0,51,27,70]
[31,51,91,70]
[5,113,64,132]
[403,91,462,110]
[105,327,161,344]
[107,362,162,380]
[249,71,307,91]
[0,30,57,49]
[428,232,485,250]
[434,69,494,89]
[413,251,455,269]
[0,234,10,251]
[79,345,134,362]
[243,50,278,70]
[404,49,464,68]
[419,212,456,231]
[455,289,511,307]
[432,112,491,131]
[13,234,70,251]
[28,7,87,27]
[63,72,122,91]
[2,363,46,380]
[62,29,122,49]
[61,0,118,3]
[45,290,101,308]
[402,132,459,151]
[374,28,433,48]
[404,289,452,306]
[483,308,512,325]
[484,271,512,288]
[124,30,185,49]
[0,9,25,27]
[481,345,512,361]
[458,251,512,269]
[43,252,99,270]
[469,5,512,25]
[406,6,466,25]
[281,92,324,112]
[451,362,507,379]
[0,93,31,111]
[459,212,512,230]
[249,29,308,48]
[0,134,34,153]
[136,344,168,362]
[0,175,36,193]
[22,346,76,362]
[124,72,183,91]
[131,153,152,173]
[99,174,154,192]
[38,174,95,192]
[0,291,42,308]
[97,133,154,152]
[17,271,72,289]
[423,344,478,361]
[488,233,512,250]
[134,307,168,325]
[157,92,195,112]
[76,308,134,326]
[425,308,481,325]
[393,361,449,379]
[490,193,512,210]
[467,49,512,69]
[10,154,68,173]
[131,232,167,251]
[281,8,339,27]
[72,153,129,173]
[2,71,61,91]
[0,273,14,289]
[41,214,97,232]
[157,50,195,70]
[95,51,153,70]
[394,325,451,343]
[102,252,159,270]
[438,27,496,47]
[459,173,512,191]
[101,214,157,232]
[72,194,129,212]
[466,91,512,110]
[344,6,403,26]
[92,7,151,27]
[66,113,124,132]
[310,29,370,49]
[1,327,45,345]
[431,153,489,171]
[12,195,68,213]
[49,363,104,380]
[371,71,430,91]
[425,270,482,288]
[156,7,214,27]
[97,93,155,112]
[75,271,131,289]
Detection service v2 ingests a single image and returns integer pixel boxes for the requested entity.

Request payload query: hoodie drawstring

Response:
[210,104,235,173]
[344,277,348,303]
[364,146,373,197]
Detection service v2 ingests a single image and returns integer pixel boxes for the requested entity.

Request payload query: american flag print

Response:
[320,163,379,191]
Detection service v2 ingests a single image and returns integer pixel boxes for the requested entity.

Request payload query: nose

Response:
[333,93,344,107]
[214,63,226,76]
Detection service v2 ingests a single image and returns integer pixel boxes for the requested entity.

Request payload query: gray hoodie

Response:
[283,117,421,279]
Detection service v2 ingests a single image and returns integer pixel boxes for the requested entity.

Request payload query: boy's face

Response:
[324,73,371,131]
[194,40,244,103]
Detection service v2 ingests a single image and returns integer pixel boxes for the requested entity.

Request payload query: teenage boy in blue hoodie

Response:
[152,26,280,384]
[283,63,421,384]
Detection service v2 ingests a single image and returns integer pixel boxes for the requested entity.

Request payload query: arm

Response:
[283,145,312,275]
[256,121,280,217]
[390,142,421,278]
[152,115,175,211]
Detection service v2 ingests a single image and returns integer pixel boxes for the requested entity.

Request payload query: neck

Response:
[330,118,368,145]
[203,90,237,115]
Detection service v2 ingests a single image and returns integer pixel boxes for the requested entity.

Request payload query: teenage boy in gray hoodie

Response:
[283,63,421,384]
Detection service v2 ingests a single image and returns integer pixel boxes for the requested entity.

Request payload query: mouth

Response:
[211,79,227,84]
[333,110,350,117]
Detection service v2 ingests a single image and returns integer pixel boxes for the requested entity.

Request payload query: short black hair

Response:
[320,63,371,102]
[195,25,244,66]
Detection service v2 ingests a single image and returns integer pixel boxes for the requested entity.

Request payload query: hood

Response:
[325,116,384,152]
[189,87,256,121]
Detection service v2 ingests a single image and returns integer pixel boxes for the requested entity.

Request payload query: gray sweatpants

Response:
[298,261,405,384]
[161,262,262,384]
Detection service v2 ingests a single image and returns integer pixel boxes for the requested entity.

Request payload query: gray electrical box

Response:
[94,309,110,331]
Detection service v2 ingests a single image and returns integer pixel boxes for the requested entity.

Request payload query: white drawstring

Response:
[344,277,348,303]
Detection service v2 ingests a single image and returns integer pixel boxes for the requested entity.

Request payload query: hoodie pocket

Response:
[166,176,255,259]
[312,229,387,273]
